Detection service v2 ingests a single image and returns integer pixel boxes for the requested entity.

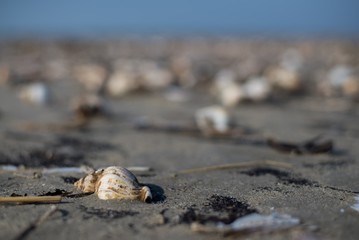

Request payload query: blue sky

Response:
[0,0,358,38]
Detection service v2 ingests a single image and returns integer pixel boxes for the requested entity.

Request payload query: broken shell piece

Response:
[195,105,230,136]
[74,166,152,203]
[18,83,48,105]
[192,213,300,234]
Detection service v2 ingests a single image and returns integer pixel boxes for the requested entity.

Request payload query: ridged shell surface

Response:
[74,166,152,202]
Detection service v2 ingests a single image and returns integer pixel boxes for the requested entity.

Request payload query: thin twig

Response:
[175,160,292,175]
[0,196,62,204]
[13,205,58,240]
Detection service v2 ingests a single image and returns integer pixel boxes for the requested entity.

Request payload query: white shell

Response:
[195,105,230,135]
[18,83,48,105]
[213,69,244,106]
[74,166,152,202]
[242,77,271,101]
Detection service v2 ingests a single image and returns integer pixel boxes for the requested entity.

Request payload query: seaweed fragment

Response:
[179,195,257,225]
[241,168,316,187]
[267,135,333,154]
[61,176,79,184]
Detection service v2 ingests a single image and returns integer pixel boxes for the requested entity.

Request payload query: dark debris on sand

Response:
[179,195,257,225]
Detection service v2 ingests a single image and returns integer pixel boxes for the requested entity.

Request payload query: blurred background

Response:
[1,0,359,38]
[0,0,359,114]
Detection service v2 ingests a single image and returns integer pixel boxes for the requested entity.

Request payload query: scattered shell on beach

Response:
[139,62,173,90]
[242,77,271,101]
[18,83,49,105]
[195,105,230,135]
[266,66,301,92]
[106,71,138,97]
[73,63,107,92]
[213,69,244,106]
[74,166,152,202]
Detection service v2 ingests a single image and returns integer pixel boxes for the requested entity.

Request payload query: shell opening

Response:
[141,186,152,203]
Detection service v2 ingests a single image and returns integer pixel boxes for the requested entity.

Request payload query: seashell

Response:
[242,77,271,101]
[73,63,107,92]
[328,65,352,88]
[328,65,359,97]
[195,105,230,136]
[266,66,301,92]
[106,71,138,97]
[74,166,152,203]
[18,83,48,105]
[139,63,173,90]
[218,83,245,107]
[213,69,244,106]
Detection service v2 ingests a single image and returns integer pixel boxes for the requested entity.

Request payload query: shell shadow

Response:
[145,183,166,203]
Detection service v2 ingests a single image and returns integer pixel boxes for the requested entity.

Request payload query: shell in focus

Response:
[74,166,152,203]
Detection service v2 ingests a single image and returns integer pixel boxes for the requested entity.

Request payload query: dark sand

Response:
[0,40,358,240]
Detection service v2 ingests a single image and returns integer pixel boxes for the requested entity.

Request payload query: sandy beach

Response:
[0,39,358,240]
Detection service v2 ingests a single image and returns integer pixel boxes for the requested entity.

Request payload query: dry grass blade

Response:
[0,196,62,204]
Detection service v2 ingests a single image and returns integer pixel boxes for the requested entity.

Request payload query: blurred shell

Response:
[242,77,271,101]
[219,84,245,107]
[18,83,48,105]
[329,65,359,97]
[74,166,152,202]
[213,69,244,106]
[266,66,301,92]
[195,105,230,135]
[328,65,352,88]
[73,64,107,92]
[342,76,359,97]
[139,63,173,90]
[106,71,138,97]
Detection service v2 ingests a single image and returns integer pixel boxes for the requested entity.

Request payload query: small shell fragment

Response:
[74,166,152,203]
[195,105,230,136]
[191,213,300,234]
